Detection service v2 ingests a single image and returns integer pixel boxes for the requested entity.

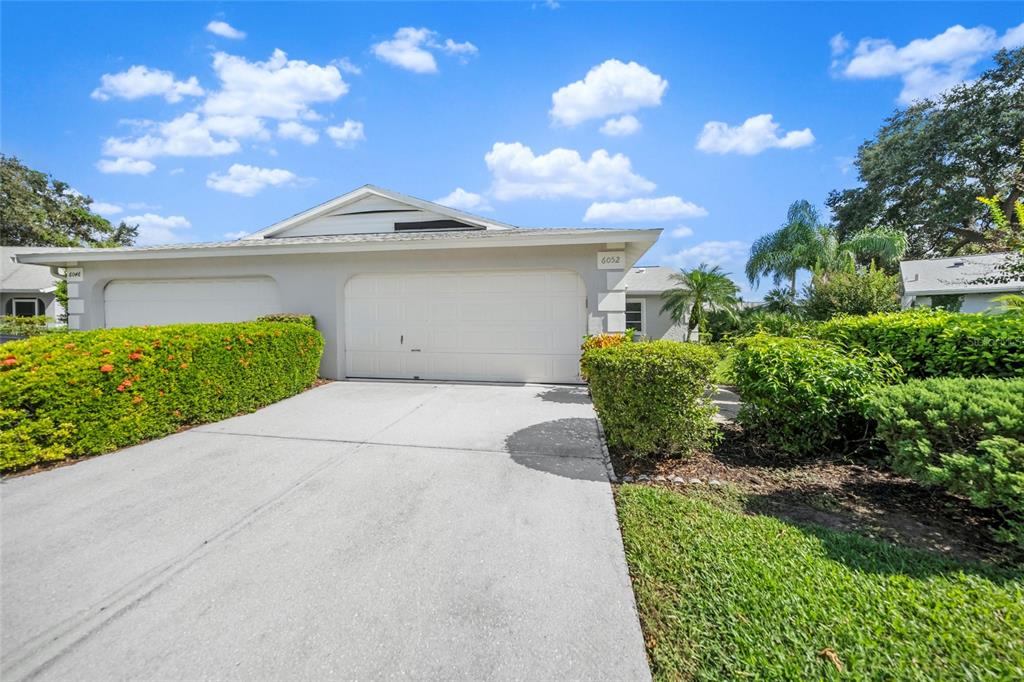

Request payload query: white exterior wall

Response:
[631,293,690,341]
[66,243,628,380]
[906,292,1012,314]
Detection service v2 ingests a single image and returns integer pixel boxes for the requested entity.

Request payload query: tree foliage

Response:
[827,48,1024,257]
[0,154,137,246]
[660,263,741,341]
[803,267,901,321]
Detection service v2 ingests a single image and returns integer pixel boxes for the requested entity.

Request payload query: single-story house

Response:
[619,265,691,340]
[900,252,1024,313]
[17,185,660,384]
[1,246,67,321]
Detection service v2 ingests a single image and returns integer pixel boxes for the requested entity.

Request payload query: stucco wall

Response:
[66,242,628,379]
[629,293,691,341]
[1,292,59,320]
[907,293,1012,314]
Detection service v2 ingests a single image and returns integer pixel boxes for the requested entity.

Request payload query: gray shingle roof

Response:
[621,265,680,293]
[900,252,1023,295]
[0,247,66,292]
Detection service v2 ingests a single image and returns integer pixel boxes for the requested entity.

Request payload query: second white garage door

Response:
[345,270,586,384]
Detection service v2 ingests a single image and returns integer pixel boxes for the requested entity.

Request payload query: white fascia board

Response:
[244,185,516,239]
[16,230,661,265]
[904,285,1024,296]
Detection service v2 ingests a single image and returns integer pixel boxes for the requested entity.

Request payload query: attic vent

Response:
[634,268,646,273]
[394,219,483,232]
[951,260,966,267]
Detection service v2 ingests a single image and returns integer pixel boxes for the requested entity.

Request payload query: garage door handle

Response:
[410,348,421,352]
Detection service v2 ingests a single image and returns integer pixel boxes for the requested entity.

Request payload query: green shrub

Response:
[0,315,61,338]
[706,309,815,341]
[732,335,903,456]
[817,308,1024,378]
[0,321,323,472]
[583,340,719,458]
[867,377,1024,547]
[256,313,316,328]
[802,267,901,321]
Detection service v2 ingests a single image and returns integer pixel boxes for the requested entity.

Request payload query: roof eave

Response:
[14,229,661,266]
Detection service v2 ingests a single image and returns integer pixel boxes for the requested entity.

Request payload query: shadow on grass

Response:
[743,488,1024,581]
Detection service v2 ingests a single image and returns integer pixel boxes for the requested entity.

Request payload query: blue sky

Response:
[3,2,1022,296]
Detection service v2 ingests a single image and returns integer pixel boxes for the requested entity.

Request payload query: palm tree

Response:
[761,287,800,315]
[661,263,742,341]
[747,200,908,292]
[745,200,821,296]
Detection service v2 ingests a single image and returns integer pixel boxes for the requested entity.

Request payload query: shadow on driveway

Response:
[505,417,607,482]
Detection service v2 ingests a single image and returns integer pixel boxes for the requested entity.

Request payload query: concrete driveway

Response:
[1,381,650,681]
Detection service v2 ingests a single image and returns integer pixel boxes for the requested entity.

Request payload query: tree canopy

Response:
[0,154,137,247]
[827,48,1024,258]
[660,263,741,341]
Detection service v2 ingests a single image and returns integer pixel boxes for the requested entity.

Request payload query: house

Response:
[1,246,68,321]
[16,185,660,384]
[619,265,691,340]
[899,252,1024,313]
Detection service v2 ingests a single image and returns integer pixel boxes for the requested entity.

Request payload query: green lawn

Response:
[616,485,1024,680]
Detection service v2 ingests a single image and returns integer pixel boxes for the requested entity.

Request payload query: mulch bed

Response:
[611,424,1020,566]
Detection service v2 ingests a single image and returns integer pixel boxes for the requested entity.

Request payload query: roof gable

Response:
[900,252,1024,295]
[244,185,516,240]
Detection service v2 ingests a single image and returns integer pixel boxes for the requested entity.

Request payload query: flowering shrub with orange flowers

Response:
[0,321,323,473]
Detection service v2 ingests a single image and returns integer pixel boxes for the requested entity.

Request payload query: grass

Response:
[616,484,1024,681]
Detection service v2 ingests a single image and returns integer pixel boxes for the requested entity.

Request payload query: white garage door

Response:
[104,277,282,327]
[345,270,586,384]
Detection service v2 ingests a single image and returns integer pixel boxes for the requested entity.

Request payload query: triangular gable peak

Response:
[243,185,515,240]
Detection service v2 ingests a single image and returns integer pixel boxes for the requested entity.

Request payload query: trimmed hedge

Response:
[582,340,719,458]
[256,313,316,328]
[0,321,323,473]
[867,377,1024,548]
[816,309,1024,379]
[731,335,903,457]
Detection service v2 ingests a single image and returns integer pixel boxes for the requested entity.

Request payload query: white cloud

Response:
[203,49,348,119]
[206,164,297,196]
[583,196,708,222]
[169,168,185,175]
[837,22,1024,104]
[485,142,655,201]
[277,121,319,145]
[224,230,249,240]
[95,157,157,175]
[662,240,749,269]
[550,59,668,126]
[600,114,642,137]
[696,114,814,155]
[334,57,362,75]
[830,33,850,57]
[206,20,246,40]
[90,202,123,215]
[372,27,478,73]
[671,225,694,238]
[124,213,192,246]
[372,27,438,73]
[203,115,269,139]
[435,188,492,212]
[103,113,241,158]
[326,119,365,147]
[91,65,204,103]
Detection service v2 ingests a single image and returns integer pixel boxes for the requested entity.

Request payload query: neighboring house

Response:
[1,246,68,321]
[900,252,1024,313]
[619,265,692,341]
[17,185,660,384]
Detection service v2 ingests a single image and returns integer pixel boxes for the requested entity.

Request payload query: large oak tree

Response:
[0,155,137,247]
[828,48,1024,258]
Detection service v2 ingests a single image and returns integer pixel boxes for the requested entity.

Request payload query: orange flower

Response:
[179,362,188,369]
[64,343,76,350]
[3,356,17,367]
[132,395,143,405]
[129,351,143,361]
[100,364,114,373]
[101,349,112,355]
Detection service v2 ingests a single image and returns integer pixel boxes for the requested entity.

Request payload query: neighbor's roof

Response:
[900,252,1024,296]
[15,228,662,265]
[0,246,66,292]
[621,265,679,293]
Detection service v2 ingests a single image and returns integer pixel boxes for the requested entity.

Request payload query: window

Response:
[625,299,644,334]
[12,299,42,317]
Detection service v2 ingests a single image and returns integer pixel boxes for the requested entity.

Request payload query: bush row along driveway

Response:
[2,380,649,681]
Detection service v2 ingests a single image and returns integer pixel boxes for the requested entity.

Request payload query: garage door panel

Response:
[345,270,584,383]
[104,277,281,328]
